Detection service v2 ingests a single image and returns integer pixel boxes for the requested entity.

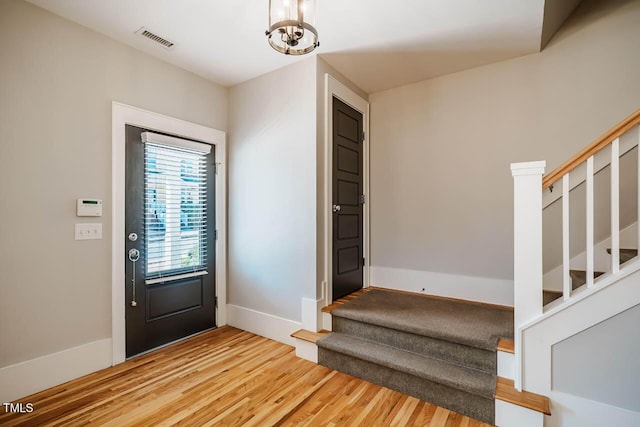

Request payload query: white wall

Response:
[228,58,317,323]
[0,0,227,369]
[369,0,640,301]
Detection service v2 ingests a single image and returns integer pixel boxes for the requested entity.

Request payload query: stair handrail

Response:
[542,108,640,190]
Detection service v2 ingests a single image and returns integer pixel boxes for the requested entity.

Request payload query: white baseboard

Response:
[322,312,332,331]
[0,338,112,403]
[370,266,513,306]
[546,391,640,427]
[301,297,324,332]
[495,399,544,427]
[226,304,301,347]
[294,340,318,363]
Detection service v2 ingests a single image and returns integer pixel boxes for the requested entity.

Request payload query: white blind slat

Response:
[144,142,209,279]
[142,132,211,154]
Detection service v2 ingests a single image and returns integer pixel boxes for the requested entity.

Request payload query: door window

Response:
[144,142,208,278]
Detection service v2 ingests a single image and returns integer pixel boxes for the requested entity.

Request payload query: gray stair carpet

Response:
[543,289,562,306]
[317,289,514,425]
[606,248,638,265]
[542,268,608,305]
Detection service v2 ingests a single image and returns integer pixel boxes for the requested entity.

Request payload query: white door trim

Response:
[111,102,227,365]
[324,75,370,306]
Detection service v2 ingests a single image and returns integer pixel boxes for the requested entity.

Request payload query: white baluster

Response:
[611,138,620,274]
[586,156,594,288]
[563,174,571,300]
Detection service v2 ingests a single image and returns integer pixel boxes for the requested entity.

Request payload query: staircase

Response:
[316,289,513,425]
[542,248,637,306]
[289,110,640,427]
[509,110,640,426]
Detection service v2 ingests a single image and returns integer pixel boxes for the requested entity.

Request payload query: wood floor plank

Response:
[389,395,421,426]
[430,406,452,426]
[408,401,438,425]
[0,326,493,427]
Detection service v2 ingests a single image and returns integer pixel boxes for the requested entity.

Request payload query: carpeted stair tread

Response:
[317,332,496,399]
[330,289,513,351]
[569,269,604,288]
[331,316,497,373]
[606,248,638,265]
[543,289,562,306]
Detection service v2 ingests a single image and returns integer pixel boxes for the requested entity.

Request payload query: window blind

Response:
[143,140,209,280]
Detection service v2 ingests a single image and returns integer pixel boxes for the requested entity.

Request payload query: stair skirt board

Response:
[318,347,495,424]
[332,316,496,373]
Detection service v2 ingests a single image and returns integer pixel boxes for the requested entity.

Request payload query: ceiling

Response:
[26,0,579,94]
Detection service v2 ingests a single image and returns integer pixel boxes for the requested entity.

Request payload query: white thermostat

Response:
[77,198,103,217]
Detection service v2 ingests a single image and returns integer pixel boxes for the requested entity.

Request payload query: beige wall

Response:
[0,0,227,367]
[369,0,640,283]
[228,58,317,321]
[227,56,367,319]
[541,0,583,48]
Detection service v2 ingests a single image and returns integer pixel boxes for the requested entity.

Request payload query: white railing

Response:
[511,119,640,391]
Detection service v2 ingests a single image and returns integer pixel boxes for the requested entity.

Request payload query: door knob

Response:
[332,204,341,213]
[128,248,140,262]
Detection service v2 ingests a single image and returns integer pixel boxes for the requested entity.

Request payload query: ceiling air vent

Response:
[135,27,175,50]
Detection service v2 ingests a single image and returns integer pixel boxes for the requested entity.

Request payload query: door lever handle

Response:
[332,204,341,213]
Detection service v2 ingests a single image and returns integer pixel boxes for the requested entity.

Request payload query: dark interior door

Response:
[125,125,216,358]
[332,97,364,301]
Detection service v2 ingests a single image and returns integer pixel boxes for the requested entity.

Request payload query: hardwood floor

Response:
[321,288,371,313]
[0,327,492,426]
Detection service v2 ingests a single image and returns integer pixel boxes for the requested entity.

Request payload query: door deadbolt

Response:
[332,204,341,212]
[128,232,138,242]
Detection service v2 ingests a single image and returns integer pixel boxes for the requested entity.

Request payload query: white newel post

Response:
[511,161,546,391]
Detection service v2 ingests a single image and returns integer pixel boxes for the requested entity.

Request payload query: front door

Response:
[332,97,364,301]
[125,125,216,358]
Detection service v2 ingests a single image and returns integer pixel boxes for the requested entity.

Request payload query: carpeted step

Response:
[317,332,495,424]
[329,289,514,351]
[569,269,604,288]
[317,289,512,425]
[607,248,638,265]
[543,289,562,306]
[543,269,605,306]
[331,316,497,373]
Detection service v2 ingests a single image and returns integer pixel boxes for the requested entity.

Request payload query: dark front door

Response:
[125,125,216,358]
[332,97,364,301]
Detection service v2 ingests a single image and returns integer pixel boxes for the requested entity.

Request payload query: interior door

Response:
[125,125,216,358]
[332,97,364,301]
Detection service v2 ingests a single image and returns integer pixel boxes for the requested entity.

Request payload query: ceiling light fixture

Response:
[266,0,319,55]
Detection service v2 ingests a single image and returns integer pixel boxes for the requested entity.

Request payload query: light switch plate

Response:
[75,223,102,240]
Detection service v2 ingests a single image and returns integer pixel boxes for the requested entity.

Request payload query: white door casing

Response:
[112,102,226,365]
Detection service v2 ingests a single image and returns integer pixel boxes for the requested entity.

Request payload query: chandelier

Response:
[266,0,319,55]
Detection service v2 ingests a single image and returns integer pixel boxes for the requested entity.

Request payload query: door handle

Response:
[332,204,341,213]
[128,248,140,262]
[128,248,140,307]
